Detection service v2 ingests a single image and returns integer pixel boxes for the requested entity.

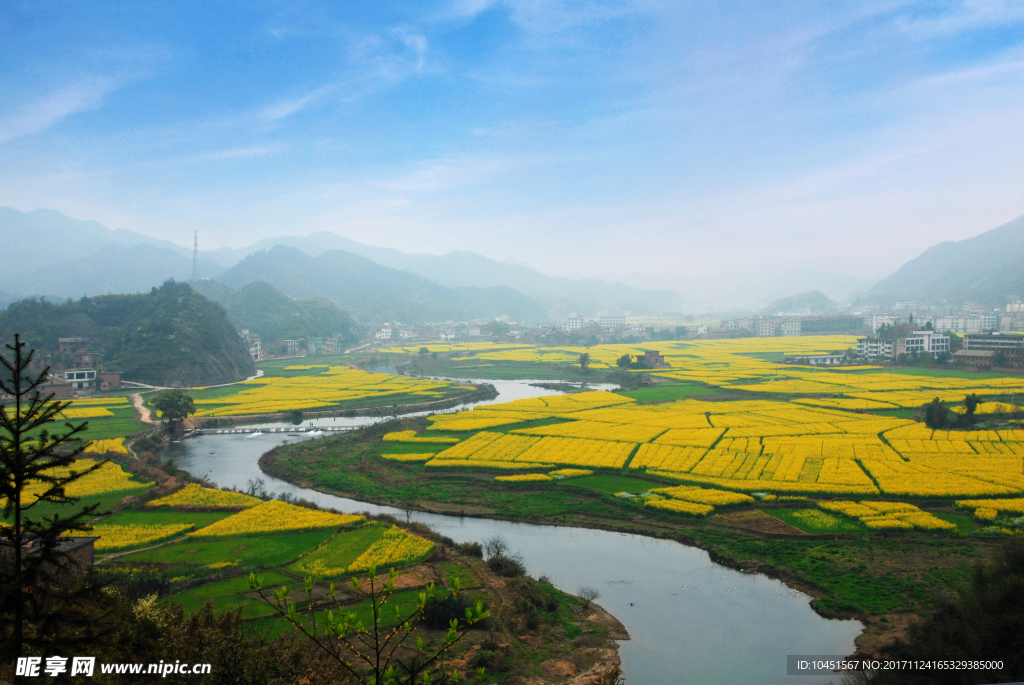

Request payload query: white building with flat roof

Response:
[598,315,625,330]
[857,338,894,359]
[562,315,584,331]
[897,331,950,356]
[63,369,97,389]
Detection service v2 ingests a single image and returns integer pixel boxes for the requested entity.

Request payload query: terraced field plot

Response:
[56,396,148,442]
[404,389,1024,502]
[123,530,338,567]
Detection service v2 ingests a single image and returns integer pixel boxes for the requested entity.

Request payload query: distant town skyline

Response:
[2,1,1024,284]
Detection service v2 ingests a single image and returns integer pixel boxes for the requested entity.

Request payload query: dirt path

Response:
[129,393,156,425]
[96,534,189,564]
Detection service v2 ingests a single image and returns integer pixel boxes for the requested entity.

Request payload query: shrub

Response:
[457,541,483,558]
[487,555,526,578]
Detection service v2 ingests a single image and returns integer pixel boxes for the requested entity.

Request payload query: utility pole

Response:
[191,230,199,281]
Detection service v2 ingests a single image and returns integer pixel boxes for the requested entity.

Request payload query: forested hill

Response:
[763,291,834,314]
[190,280,360,345]
[865,215,1024,305]
[0,281,255,386]
[217,246,546,323]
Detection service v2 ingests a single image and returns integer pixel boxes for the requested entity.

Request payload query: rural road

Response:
[129,393,156,425]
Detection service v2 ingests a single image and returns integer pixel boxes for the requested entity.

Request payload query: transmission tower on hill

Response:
[191,230,199,281]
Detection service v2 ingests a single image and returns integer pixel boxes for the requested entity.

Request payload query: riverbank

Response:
[257,417,1004,659]
[99,448,626,685]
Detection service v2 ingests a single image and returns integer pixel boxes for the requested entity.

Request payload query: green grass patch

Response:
[621,383,730,402]
[77,406,147,440]
[246,587,430,639]
[692,529,981,615]
[440,562,481,588]
[8,488,154,524]
[98,509,232,530]
[566,474,659,494]
[174,571,294,618]
[288,523,388,576]
[769,508,867,535]
[247,614,300,639]
[932,512,979,536]
[345,588,425,628]
[122,530,335,568]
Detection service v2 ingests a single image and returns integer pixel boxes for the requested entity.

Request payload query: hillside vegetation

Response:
[764,290,834,314]
[190,280,360,345]
[0,281,255,386]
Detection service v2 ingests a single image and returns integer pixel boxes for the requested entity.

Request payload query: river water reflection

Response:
[165,379,861,684]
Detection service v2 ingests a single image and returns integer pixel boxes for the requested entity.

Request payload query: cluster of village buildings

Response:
[13,300,1024,401]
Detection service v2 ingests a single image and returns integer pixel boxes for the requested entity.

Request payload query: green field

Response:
[122,530,336,568]
[288,523,387,576]
[99,509,233,530]
[620,383,741,402]
[13,487,153,524]
[78,404,147,441]
[175,571,295,617]
[769,508,867,534]
[933,512,980,535]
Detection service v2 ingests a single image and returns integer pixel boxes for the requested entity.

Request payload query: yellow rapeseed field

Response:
[819,501,955,531]
[148,483,262,508]
[650,485,755,506]
[381,453,436,462]
[495,474,552,482]
[192,500,363,537]
[83,438,129,454]
[60,407,114,419]
[91,524,193,551]
[345,525,435,573]
[954,498,1024,515]
[406,387,1024,499]
[383,430,459,443]
[192,366,453,417]
[549,469,593,478]
[372,339,1024,502]
[644,499,713,516]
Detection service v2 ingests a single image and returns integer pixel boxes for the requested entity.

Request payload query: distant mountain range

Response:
[5,206,1023,317]
[0,207,686,322]
[864,215,1024,306]
[214,246,545,323]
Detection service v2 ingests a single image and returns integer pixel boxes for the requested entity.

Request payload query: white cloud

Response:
[0,77,115,145]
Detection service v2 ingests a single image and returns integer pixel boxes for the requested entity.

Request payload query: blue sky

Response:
[2,1,1024,287]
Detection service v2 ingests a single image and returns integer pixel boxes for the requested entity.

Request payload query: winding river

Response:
[165,379,862,684]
